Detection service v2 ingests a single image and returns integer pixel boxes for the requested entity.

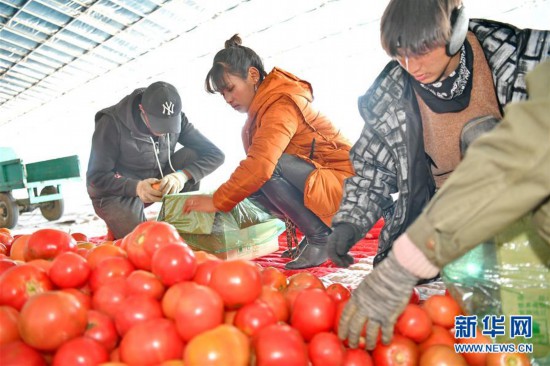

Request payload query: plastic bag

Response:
[157,193,285,254]
[443,216,550,365]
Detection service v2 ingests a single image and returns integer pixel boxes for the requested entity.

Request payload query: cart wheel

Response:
[0,192,19,229]
[39,186,64,221]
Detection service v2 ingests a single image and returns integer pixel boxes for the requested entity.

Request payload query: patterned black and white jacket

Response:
[333,19,550,263]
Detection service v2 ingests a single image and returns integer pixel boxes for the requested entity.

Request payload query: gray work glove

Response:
[338,250,419,350]
[327,223,362,267]
[137,178,163,203]
[159,171,189,195]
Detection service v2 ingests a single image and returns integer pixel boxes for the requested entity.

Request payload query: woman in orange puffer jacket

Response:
[183,34,354,269]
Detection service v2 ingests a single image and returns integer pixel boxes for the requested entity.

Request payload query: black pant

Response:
[247,154,315,218]
[92,147,200,239]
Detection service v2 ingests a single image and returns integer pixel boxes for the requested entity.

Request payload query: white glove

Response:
[159,171,189,195]
[137,178,163,203]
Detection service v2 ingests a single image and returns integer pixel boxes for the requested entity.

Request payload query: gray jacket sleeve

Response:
[177,114,225,182]
[407,62,550,267]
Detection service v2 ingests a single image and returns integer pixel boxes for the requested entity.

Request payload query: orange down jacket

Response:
[213,67,354,226]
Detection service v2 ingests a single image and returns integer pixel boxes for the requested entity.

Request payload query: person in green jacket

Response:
[337,61,550,351]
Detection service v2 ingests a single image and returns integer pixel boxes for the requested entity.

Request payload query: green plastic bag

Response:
[443,216,550,365]
[157,193,285,254]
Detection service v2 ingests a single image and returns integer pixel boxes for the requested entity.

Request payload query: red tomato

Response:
[126,269,165,300]
[52,337,109,366]
[192,259,222,286]
[253,323,308,366]
[0,340,47,366]
[420,344,467,366]
[151,243,197,286]
[91,277,129,318]
[259,285,290,323]
[209,259,262,309]
[0,264,53,310]
[193,250,220,265]
[326,282,351,304]
[260,266,288,291]
[71,232,89,242]
[24,228,77,261]
[419,325,456,353]
[84,310,119,352]
[161,281,189,319]
[86,244,127,270]
[372,334,419,366]
[0,232,13,253]
[184,324,250,366]
[8,234,30,261]
[334,298,345,330]
[124,221,184,271]
[0,306,20,345]
[395,304,433,343]
[291,288,336,341]
[284,272,325,310]
[234,299,277,336]
[0,243,8,256]
[61,287,92,310]
[308,331,346,366]
[422,294,463,329]
[119,318,184,365]
[49,251,91,288]
[18,291,88,351]
[343,348,374,366]
[286,271,325,290]
[26,258,52,272]
[409,287,420,305]
[456,329,491,366]
[486,352,531,366]
[173,281,224,341]
[88,256,135,291]
[114,295,163,336]
[0,258,18,275]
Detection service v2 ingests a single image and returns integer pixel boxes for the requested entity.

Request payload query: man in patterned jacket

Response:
[327,0,550,269]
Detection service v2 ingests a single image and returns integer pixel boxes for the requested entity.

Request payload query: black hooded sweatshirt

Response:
[86,88,224,199]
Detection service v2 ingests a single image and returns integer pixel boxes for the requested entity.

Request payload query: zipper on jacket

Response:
[309,138,316,159]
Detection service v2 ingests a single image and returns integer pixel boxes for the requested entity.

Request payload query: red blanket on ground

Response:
[253,219,383,277]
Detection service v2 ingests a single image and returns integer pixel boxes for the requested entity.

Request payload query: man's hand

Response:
[338,250,419,350]
[159,171,189,195]
[137,178,163,203]
[327,223,362,267]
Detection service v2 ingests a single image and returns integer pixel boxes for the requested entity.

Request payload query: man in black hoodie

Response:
[86,81,224,239]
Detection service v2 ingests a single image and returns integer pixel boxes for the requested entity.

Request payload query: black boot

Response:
[248,191,303,258]
[257,175,331,270]
[281,237,308,258]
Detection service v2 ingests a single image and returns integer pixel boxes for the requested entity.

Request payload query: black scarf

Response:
[411,40,473,113]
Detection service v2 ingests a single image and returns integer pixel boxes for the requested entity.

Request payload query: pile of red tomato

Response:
[0,223,531,365]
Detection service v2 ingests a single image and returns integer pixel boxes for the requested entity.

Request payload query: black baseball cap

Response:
[141,81,182,134]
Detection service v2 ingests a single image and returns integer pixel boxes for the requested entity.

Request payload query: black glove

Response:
[338,250,419,350]
[327,223,362,267]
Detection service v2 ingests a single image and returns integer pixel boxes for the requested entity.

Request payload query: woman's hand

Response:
[182,195,217,213]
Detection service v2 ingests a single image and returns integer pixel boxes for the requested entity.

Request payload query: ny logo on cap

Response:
[162,101,175,116]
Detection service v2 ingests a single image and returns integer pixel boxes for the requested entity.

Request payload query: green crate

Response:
[26,155,81,183]
[0,147,25,191]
